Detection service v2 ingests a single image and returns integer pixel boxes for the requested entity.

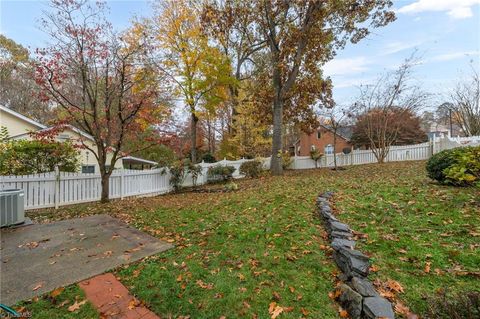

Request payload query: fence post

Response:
[120,169,125,200]
[54,166,60,209]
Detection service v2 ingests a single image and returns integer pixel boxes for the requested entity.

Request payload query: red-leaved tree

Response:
[34,0,169,202]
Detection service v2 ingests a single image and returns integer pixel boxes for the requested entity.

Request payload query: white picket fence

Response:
[1,136,479,211]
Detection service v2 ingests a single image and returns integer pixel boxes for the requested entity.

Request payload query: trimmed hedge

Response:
[426,146,480,186]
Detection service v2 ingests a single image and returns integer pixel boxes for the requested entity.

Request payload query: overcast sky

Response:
[1,0,479,108]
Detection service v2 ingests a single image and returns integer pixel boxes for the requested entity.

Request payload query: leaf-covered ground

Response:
[21,161,479,318]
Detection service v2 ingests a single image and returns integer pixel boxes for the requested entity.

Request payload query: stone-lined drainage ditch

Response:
[316,192,395,319]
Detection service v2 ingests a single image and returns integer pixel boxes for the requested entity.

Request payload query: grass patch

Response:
[24,161,479,318]
[15,285,97,319]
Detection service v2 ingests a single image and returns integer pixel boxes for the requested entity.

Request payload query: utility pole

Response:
[449,108,453,137]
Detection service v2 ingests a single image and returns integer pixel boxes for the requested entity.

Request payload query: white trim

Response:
[0,105,47,130]
[122,156,158,165]
[7,124,95,142]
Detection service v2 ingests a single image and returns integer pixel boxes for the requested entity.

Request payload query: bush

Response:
[239,160,263,178]
[426,149,457,183]
[0,139,79,175]
[425,289,480,319]
[202,153,216,163]
[169,161,186,191]
[207,165,235,182]
[310,149,323,168]
[426,146,480,186]
[280,151,293,170]
[186,161,203,186]
[224,181,238,191]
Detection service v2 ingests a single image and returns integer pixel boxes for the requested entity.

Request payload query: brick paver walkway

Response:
[79,273,159,319]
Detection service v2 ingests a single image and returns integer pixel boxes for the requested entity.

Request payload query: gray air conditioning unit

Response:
[1,189,25,227]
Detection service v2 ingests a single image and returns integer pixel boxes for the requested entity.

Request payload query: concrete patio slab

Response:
[0,214,173,306]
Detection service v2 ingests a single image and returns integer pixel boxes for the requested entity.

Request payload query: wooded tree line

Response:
[1,0,479,200]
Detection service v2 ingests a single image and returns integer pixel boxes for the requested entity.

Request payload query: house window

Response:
[324,144,334,155]
[58,134,70,141]
[317,131,321,139]
[82,165,95,174]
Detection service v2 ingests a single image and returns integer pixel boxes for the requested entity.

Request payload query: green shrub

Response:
[426,148,457,182]
[426,146,480,186]
[224,181,238,191]
[169,161,186,191]
[202,153,216,163]
[310,149,323,168]
[280,151,293,170]
[444,147,480,186]
[0,139,79,175]
[207,165,235,182]
[239,160,263,178]
[186,161,203,186]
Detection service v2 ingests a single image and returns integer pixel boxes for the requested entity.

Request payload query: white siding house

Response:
[0,105,156,173]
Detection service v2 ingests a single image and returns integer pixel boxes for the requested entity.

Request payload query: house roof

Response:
[0,105,47,130]
[319,124,353,141]
[8,124,96,142]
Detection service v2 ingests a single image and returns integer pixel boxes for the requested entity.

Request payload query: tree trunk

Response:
[333,130,337,169]
[270,96,284,175]
[97,148,111,203]
[100,173,110,203]
[190,112,198,163]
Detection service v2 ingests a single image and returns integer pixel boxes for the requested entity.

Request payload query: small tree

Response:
[143,0,234,163]
[447,66,480,136]
[310,148,323,169]
[323,106,353,170]
[351,55,428,163]
[34,0,167,202]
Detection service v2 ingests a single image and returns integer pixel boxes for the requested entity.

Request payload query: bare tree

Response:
[448,66,480,136]
[352,55,428,163]
[323,106,352,170]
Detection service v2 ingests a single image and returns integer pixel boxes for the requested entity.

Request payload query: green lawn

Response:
[20,161,479,318]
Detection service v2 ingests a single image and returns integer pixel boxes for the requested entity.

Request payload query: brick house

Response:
[291,124,353,156]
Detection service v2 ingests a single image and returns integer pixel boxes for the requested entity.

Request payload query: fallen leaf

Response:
[424,262,431,273]
[50,287,64,298]
[68,300,87,312]
[128,298,140,310]
[57,300,69,308]
[32,283,43,291]
[386,279,404,293]
[196,280,213,290]
[369,264,380,272]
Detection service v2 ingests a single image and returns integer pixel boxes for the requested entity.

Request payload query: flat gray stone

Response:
[338,283,363,319]
[363,296,395,319]
[0,214,173,305]
[332,238,356,250]
[329,221,351,233]
[334,247,370,278]
[323,191,335,198]
[350,277,379,297]
[320,210,338,222]
[331,230,354,239]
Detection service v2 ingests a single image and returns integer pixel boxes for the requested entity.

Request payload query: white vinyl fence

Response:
[1,136,478,210]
